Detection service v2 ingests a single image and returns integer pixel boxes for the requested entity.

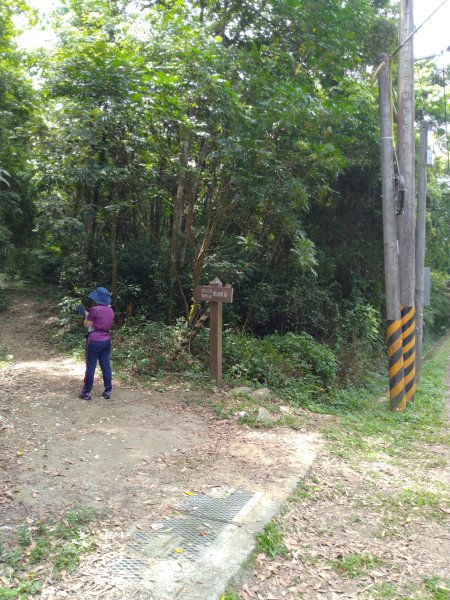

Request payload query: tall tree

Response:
[0,0,37,268]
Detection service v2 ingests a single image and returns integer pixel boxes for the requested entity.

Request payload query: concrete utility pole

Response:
[415,121,428,383]
[378,54,406,412]
[397,0,416,404]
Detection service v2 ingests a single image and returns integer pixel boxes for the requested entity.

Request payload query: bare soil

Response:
[1,289,449,600]
[0,288,316,598]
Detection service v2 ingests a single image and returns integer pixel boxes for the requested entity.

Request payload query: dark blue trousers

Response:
[82,338,112,395]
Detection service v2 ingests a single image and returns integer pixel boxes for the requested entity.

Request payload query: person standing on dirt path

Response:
[79,287,115,401]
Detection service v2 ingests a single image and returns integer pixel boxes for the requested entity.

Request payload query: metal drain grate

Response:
[127,488,254,561]
[178,489,254,523]
[108,556,147,580]
[107,488,256,575]
[128,515,225,560]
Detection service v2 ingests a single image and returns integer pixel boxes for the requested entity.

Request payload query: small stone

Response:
[256,407,273,426]
[231,386,252,397]
[279,405,291,413]
[235,411,249,418]
[250,387,271,401]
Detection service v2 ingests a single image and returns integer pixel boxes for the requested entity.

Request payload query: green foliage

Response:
[423,576,450,600]
[0,580,41,599]
[222,331,337,388]
[0,506,99,597]
[220,593,239,600]
[334,298,384,379]
[112,317,190,377]
[334,552,381,579]
[23,0,402,337]
[3,0,448,381]
[371,581,398,599]
[291,482,317,502]
[0,288,9,312]
[0,2,38,271]
[255,521,288,558]
[16,528,31,549]
[423,272,450,341]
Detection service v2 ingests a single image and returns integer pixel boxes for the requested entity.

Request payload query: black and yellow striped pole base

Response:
[387,319,406,411]
[401,306,416,405]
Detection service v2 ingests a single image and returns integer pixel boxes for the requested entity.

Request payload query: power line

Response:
[391,0,450,58]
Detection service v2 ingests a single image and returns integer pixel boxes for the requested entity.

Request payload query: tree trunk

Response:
[168,137,190,321]
[179,142,210,269]
[111,209,119,299]
[85,189,97,281]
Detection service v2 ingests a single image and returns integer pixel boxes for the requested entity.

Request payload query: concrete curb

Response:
[106,432,319,600]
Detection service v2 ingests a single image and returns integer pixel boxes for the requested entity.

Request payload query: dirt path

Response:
[2,290,449,600]
[0,289,318,598]
[0,289,317,519]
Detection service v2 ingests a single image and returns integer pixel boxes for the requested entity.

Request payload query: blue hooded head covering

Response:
[88,287,112,306]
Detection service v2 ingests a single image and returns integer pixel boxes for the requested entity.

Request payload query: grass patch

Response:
[255,521,288,558]
[371,581,399,599]
[334,552,381,579]
[0,579,42,599]
[321,334,450,463]
[424,576,450,600]
[366,485,449,524]
[0,505,101,597]
[290,481,318,502]
[276,414,301,429]
[220,592,239,600]
[398,487,448,511]
[0,344,13,369]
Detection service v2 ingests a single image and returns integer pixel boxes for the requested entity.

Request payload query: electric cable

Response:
[387,63,406,215]
[391,0,450,58]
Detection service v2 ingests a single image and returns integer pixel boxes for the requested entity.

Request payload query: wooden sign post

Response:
[193,278,233,386]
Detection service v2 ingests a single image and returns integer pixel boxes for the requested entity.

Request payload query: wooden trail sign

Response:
[194,278,233,386]
[193,285,233,303]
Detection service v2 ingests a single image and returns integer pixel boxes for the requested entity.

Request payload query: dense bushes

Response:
[54,272,449,410]
[56,301,341,394]
[110,318,340,398]
[42,260,450,410]
[423,272,450,341]
[222,331,337,388]
[112,318,192,377]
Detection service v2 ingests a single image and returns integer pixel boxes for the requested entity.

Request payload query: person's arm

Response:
[84,306,95,332]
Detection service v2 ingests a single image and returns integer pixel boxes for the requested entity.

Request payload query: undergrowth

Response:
[54,290,449,423]
[255,521,288,558]
[0,288,9,313]
[54,304,374,406]
[0,505,101,599]
[323,334,450,462]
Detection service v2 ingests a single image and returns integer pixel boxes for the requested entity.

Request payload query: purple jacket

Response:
[87,305,114,341]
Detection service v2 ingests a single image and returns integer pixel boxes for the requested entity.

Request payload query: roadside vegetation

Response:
[223,334,450,599]
[51,270,450,421]
[0,506,102,599]
[1,0,449,408]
